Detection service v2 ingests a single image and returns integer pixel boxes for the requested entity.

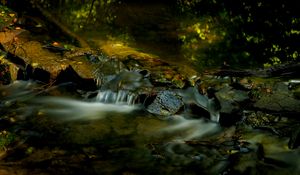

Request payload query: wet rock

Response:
[0,63,11,85]
[95,56,127,76]
[241,111,299,138]
[180,83,223,122]
[1,30,98,83]
[206,87,221,122]
[101,71,152,92]
[243,111,279,128]
[55,65,97,91]
[16,64,51,83]
[287,79,300,89]
[31,67,51,83]
[122,54,145,70]
[288,125,300,149]
[146,90,184,116]
[254,93,300,113]
[293,86,300,99]
[215,86,249,114]
[150,66,187,88]
[236,78,300,112]
[275,82,290,93]
[42,44,70,54]
[0,51,20,84]
[106,52,191,88]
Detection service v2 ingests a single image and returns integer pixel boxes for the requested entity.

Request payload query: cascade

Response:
[95,89,138,105]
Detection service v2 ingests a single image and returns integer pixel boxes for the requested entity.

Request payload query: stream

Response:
[0,2,300,174]
[0,77,299,174]
[0,80,222,174]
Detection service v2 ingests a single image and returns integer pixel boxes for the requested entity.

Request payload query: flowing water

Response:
[1,80,299,174]
[0,80,222,174]
[1,2,299,174]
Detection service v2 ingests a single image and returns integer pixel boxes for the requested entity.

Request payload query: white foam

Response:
[96,90,138,105]
[160,115,220,140]
[37,97,138,120]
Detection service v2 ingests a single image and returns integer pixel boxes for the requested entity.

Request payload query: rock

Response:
[149,65,188,88]
[275,82,290,93]
[101,47,193,88]
[55,65,97,91]
[146,90,184,116]
[96,56,127,75]
[206,87,221,122]
[0,63,11,85]
[254,93,300,113]
[242,111,300,138]
[243,111,279,128]
[0,51,20,84]
[288,125,300,149]
[215,86,249,113]
[1,29,98,83]
[101,71,153,92]
[15,64,51,83]
[293,86,300,99]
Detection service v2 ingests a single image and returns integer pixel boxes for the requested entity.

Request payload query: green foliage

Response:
[52,0,118,32]
[5,0,299,69]
[0,4,16,30]
[178,15,229,69]
[177,0,300,68]
[25,147,34,154]
[0,131,16,150]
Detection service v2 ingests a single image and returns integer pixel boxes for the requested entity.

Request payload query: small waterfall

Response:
[93,70,152,105]
[96,90,138,105]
